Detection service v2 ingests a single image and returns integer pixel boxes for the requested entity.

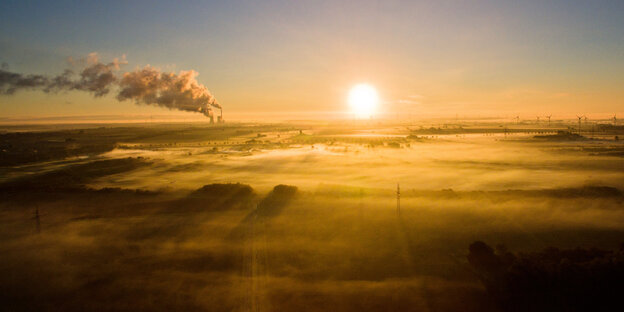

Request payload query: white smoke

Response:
[116,66,220,118]
[0,53,220,118]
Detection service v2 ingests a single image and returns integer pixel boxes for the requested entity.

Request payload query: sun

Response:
[348,84,379,119]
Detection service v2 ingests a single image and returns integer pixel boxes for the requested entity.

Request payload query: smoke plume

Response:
[72,53,126,96]
[116,66,220,118]
[0,69,50,95]
[0,53,125,97]
[0,53,220,118]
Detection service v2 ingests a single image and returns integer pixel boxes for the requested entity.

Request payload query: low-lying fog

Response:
[94,134,624,193]
[1,122,623,311]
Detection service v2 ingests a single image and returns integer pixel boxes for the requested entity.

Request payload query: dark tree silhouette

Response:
[468,241,624,311]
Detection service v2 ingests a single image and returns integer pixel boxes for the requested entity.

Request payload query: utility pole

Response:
[396,183,401,216]
[359,188,363,219]
[34,206,41,234]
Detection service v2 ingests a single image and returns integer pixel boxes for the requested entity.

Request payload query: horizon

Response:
[0,112,621,126]
[2,2,624,311]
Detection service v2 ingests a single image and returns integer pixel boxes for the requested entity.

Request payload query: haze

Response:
[1,1,624,311]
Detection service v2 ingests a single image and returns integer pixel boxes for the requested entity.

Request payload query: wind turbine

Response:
[614,114,617,126]
[515,116,520,124]
[546,115,552,127]
[576,115,584,135]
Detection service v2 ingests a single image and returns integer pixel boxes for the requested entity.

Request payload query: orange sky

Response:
[1,1,623,121]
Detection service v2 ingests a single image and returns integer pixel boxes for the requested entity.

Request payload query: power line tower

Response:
[396,183,401,216]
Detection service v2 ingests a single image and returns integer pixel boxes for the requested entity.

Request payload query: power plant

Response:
[202,98,224,124]
[208,107,224,124]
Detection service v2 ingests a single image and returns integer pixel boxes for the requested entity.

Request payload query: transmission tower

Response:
[396,183,401,215]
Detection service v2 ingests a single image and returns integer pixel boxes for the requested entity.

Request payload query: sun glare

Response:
[348,84,378,119]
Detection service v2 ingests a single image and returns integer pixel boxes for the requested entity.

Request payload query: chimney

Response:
[218,108,224,123]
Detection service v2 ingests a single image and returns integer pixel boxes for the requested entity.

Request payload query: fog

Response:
[93,134,623,193]
[1,121,623,311]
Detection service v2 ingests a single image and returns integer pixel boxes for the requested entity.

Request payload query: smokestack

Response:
[201,106,214,124]
[218,107,223,123]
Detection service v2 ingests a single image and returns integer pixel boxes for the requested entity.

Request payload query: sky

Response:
[1,0,623,121]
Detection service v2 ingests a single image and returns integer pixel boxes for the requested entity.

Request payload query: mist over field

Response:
[1,121,623,311]
[3,0,624,310]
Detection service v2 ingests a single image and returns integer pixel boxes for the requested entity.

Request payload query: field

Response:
[1,120,623,311]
